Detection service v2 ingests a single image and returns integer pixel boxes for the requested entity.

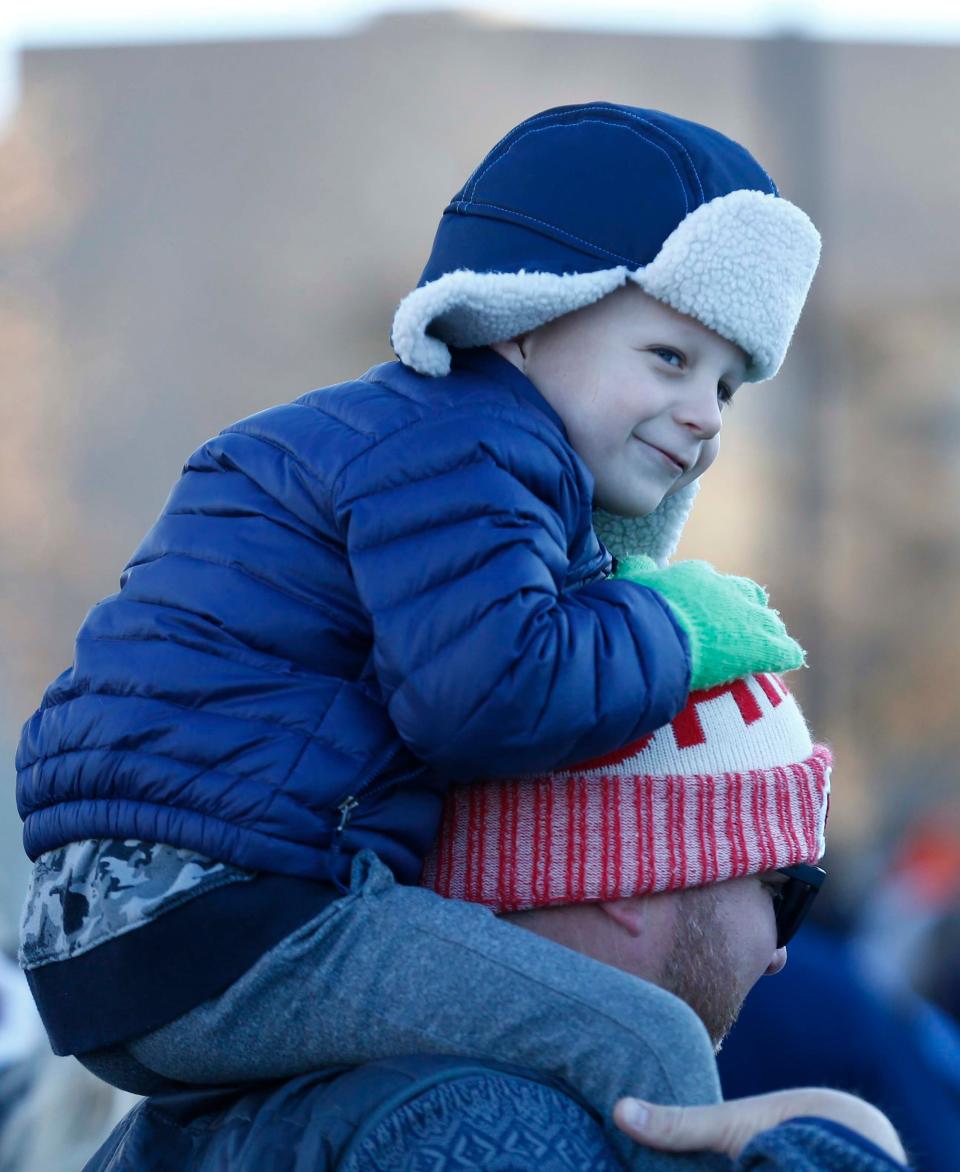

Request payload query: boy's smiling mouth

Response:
[633,437,689,474]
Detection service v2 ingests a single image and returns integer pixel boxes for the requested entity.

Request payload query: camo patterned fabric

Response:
[19,839,253,970]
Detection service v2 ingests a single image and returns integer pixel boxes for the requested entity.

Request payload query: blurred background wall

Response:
[2,10,960,936]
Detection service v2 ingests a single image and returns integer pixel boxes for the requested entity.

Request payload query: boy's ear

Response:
[489,335,529,371]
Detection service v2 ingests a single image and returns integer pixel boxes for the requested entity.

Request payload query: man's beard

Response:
[658,885,744,1052]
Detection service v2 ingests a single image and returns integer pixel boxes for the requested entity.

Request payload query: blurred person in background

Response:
[853,803,960,1016]
[718,803,960,1170]
[719,919,960,1172]
[923,911,960,1023]
[16,102,819,1166]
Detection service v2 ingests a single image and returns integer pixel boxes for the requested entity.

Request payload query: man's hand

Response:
[613,1088,907,1164]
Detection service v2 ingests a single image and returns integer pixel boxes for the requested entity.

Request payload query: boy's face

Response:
[511,286,747,516]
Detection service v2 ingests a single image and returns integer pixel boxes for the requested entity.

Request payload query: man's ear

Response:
[598,897,646,938]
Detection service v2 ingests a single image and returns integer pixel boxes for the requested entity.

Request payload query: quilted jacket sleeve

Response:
[335,405,691,780]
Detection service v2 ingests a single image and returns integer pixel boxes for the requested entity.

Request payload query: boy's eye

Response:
[651,347,684,367]
[760,878,785,905]
[718,382,735,408]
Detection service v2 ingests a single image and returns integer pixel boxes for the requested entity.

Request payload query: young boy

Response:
[16,102,820,1146]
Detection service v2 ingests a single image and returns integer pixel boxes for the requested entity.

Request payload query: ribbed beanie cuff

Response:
[422,674,831,912]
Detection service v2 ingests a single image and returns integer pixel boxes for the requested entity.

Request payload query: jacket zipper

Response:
[335,795,359,833]
[335,759,428,836]
[328,748,428,888]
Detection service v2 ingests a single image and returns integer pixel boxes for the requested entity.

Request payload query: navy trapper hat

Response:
[392,102,821,383]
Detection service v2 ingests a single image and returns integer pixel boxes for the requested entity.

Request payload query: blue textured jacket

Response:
[82,1055,907,1172]
[17,348,690,885]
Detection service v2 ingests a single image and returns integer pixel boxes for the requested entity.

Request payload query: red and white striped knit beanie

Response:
[422,673,831,912]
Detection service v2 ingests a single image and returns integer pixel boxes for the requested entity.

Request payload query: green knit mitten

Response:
[615,555,805,691]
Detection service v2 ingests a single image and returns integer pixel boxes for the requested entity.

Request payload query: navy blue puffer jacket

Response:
[17,348,690,885]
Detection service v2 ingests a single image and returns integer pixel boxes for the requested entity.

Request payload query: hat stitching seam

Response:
[456,108,603,208]
[464,104,709,207]
[463,118,689,213]
[456,199,645,266]
[462,118,690,216]
[617,112,706,204]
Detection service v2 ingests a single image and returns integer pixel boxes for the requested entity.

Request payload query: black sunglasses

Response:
[771,863,826,948]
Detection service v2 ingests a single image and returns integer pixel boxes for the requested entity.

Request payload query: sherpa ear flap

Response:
[391,268,629,379]
[629,190,820,383]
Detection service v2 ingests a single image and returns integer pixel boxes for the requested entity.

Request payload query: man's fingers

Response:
[613,1090,908,1164]
[613,1098,750,1157]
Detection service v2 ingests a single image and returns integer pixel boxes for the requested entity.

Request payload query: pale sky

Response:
[2,0,959,125]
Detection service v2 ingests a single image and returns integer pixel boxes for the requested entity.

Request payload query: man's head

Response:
[499,871,785,1049]
[421,673,831,1048]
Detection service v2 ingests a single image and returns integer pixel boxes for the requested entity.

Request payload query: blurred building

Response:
[2,11,959,926]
